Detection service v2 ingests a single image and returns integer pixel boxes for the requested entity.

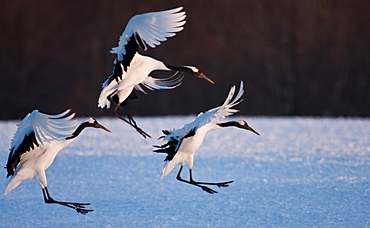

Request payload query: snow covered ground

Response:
[0,116,369,227]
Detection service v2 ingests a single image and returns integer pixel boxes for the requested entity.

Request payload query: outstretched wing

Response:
[184,81,244,131]
[110,6,186,65]
[5,109,77,177]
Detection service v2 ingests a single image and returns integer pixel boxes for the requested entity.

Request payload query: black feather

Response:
[162,130,170,135]
[104,32,141,87]
[184,127,197,138]
[134,33,146,50]
[121,33,140,71]
[153,136,180,161]
[103,61,124,88]
[154,128,197,162]
[5,131,39,178]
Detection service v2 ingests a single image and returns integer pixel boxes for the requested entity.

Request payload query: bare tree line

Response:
[0,0,369,119]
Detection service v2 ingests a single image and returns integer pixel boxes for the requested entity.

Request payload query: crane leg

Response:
[176,166,218,194]
[42,187,93,215]
[107,95,151,138]
[113,105,151,138]
[189,169,234,188]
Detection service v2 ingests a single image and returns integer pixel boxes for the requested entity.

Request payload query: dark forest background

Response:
[1,0,369,120]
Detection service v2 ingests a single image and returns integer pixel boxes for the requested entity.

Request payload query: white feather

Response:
[162,81,244,142]
[157,81,245,177]
[110,7,186,61]
[138,71,184,93]
[10,110,77,153]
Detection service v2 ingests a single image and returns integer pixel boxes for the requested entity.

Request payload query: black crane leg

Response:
[176,166,218,194]
[189,169,234,188]
[107,94,151,138]
[42,187,93,215]
[113,105,151,138]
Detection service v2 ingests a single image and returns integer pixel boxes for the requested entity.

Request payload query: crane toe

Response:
[217,180,234,188]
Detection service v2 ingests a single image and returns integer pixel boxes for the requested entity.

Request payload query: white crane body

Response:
[154,81,260,194]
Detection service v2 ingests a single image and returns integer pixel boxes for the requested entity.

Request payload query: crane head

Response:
[237,120,260,136]
[85,118,111,133]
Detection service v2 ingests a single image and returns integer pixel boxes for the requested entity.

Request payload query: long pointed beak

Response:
[245,125,260,136]
[98,124,111,133]
[197,72,214,84]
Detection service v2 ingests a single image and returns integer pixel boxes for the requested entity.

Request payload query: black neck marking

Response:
[66,122,91,140]
[217,121,241,128]
[164,64,194,75]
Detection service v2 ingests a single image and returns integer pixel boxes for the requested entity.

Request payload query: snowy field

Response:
[0,116,370,227]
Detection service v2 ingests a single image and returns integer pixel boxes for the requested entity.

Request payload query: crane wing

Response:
[154,81,244,162]
[134,72,184,94]
[110,7,186,64]
[101,62,125,89]
[185,81,244,131]
[154,127,196,161]
[98,79,118,109]
[5,109,77,177]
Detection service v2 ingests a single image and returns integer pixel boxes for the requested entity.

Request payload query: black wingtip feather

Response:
[184,127,197,138]
[162,130,170,135]
[6,131,39,178]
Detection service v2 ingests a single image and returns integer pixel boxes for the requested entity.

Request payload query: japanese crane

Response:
[4,109,111,214]
[98,6,214,139]
[154,81,259,194]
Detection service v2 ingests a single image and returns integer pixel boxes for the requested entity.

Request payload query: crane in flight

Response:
[98,6,214,138]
